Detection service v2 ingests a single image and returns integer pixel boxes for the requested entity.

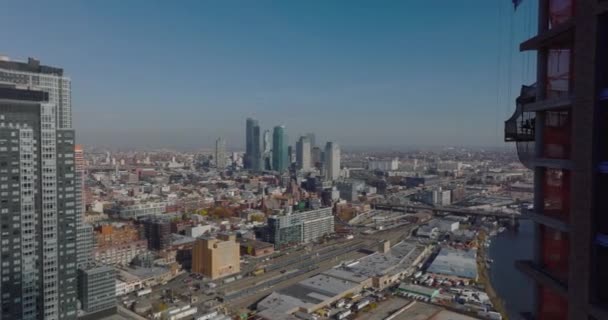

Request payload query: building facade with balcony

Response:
[504,1,607,319]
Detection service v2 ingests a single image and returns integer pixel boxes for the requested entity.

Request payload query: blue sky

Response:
[0,1,536,150]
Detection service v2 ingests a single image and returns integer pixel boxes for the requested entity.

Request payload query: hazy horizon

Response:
[1,1,536,149]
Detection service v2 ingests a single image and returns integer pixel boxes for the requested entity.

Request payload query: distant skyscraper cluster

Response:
[243,118,340,180]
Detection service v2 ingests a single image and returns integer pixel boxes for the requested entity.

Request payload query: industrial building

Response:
[257,273,363,320]
[323,240,429,290]
[258,207,335,248]
[396,284,439,301]
[256,240,429,319]
[191,234,240,279]
[426,247,478,281]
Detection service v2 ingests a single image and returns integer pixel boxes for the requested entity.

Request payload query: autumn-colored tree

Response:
[210,206,234,219]
[152,302,168,312]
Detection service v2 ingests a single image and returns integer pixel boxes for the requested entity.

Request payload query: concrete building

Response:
[142,216,172,251]
[258,207,334,248]
[295,136,311,171]
[77,265,116,316]
[0,58,78,320]
[324,142,340,181]
[94,240,148,266]
[503,2,605,318]
[420,187,452,206]
[191,234,240,279]
[368,158,399,171]
[405,175,439,188]
[94,223,147,266]
[118,201,167,219]
[272,125,288,172]
[186,224,214,238]
[336,180,365,202]
[214,137,227,169]
[239,238,275,257]
[75,145,95,268]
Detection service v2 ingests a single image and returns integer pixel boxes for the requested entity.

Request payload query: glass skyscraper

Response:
[272,125,288,172]
[245,118,262,171]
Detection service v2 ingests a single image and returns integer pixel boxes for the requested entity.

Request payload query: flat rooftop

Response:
[323,241,425,281]
[426,247,477,279]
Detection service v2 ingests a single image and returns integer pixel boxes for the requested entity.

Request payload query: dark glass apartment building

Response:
[505,0,608,319]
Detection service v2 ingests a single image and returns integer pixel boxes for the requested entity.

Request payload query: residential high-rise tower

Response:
[215,137,227,169]
[0,57,78,320]
[75,145,94,269]
[296,136,311,171]
[505,1,606,319]
[324,142,340,181]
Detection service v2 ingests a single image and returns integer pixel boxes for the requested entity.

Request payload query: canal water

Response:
[488,220,535,319]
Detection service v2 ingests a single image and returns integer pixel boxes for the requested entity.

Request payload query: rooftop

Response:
[324,240,425,281]
[426,247,477,279]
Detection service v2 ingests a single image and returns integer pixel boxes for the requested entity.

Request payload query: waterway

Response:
[488,220,535,319]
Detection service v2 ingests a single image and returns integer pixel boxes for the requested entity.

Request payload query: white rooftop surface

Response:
[426,247,478,279]
[299,274,358,296]
[324,241,423,281]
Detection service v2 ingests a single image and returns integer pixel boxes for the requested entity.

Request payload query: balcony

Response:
[520,20,574,52]
[515,260,568,297]
[523,209,569,233]
[505,85,537,169]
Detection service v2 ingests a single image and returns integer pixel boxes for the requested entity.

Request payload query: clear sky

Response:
[0,1,536,150]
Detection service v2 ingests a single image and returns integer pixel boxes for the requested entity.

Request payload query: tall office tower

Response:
[215,137,227,169]
[263,129,271,154]
[296,136,312,170]
[75,145,94,269]
[263,129,272,170]
[312,146,322,169]
[0,58,78,320]
[306,133,316,148]
[324,142,340,181]
[272,126,288,172]
[244,118,262,171]
[287,145,294,165]
[252,124,262,171]
[504,1,607,319]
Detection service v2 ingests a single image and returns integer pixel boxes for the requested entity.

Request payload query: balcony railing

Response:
[505,85,537,169]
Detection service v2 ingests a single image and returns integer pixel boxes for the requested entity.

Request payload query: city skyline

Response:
[0,0,535,149]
